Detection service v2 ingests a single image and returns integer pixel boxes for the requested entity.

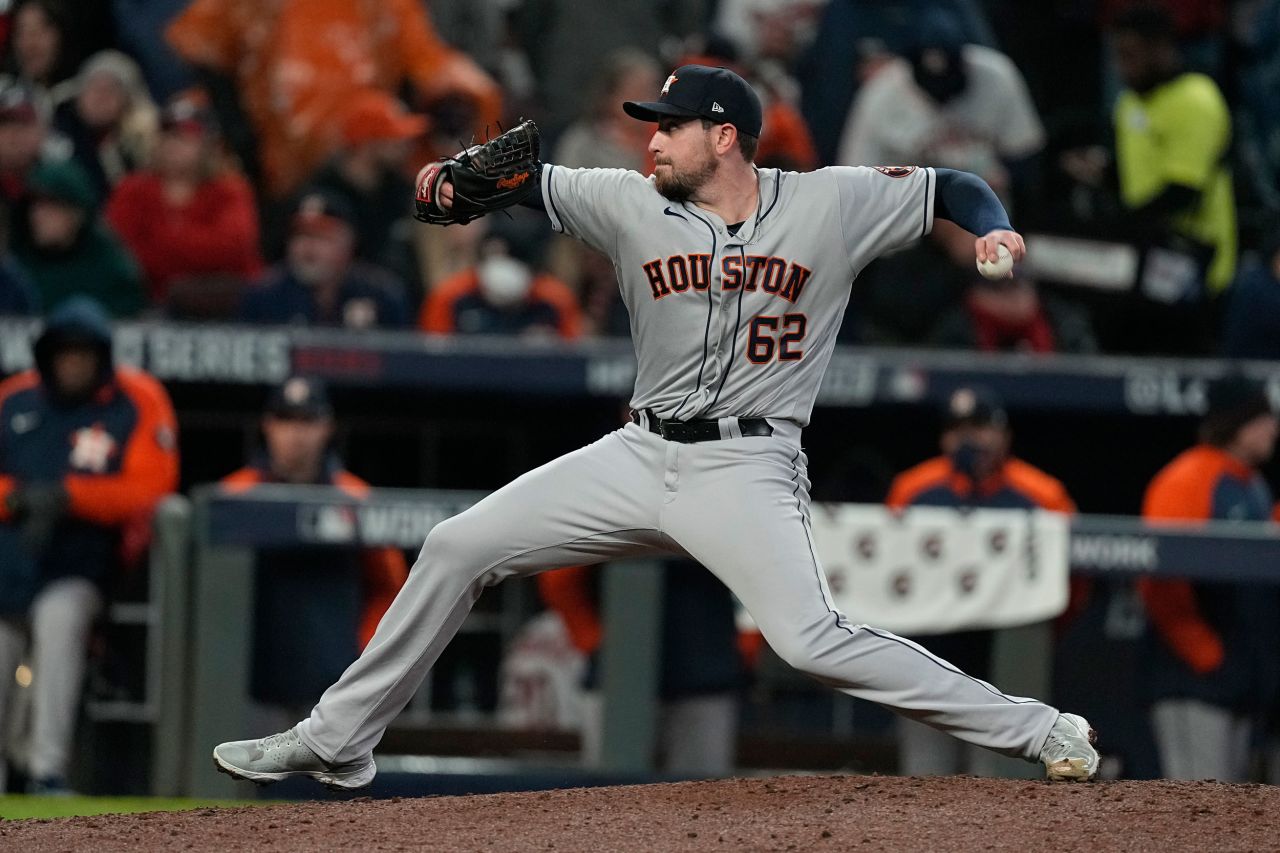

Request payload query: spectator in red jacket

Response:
[105,93,261,310]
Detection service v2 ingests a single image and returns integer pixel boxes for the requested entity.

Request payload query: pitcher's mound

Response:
[3,774,1274,852]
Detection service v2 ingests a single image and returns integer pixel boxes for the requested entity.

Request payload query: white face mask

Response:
[477,256,532,308]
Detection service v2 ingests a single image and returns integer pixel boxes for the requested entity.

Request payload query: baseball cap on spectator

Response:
[0,82,42,124]
[909,11,969,103]
[1201,373,1274,445]
[290,190,356,238]
[623,64,763,138]
[341,89,427,147]
[266,375,333,420]
[943,386,1008,429]
[160,94,217,137]
[29,159,98,209]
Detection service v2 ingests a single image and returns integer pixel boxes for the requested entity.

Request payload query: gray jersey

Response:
[542,164,936,425]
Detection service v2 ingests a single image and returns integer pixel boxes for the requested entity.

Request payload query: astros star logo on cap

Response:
[661,74,678,96]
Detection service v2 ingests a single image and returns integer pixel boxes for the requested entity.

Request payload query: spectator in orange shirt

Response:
[421,233,582,339]
[221,376,408,731]
[105,94,261,311]
[165,0,501,199]
[1138,374,1280,781]
[0,297,179,792]
[886,386,1074,776]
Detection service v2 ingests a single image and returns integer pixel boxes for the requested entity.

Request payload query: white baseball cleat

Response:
[1039,712,1099,781]
[213,727,376,790]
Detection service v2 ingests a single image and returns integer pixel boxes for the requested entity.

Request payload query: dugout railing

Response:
[132,485,1280,798]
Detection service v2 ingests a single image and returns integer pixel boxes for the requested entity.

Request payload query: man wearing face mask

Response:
[836,13,1044,213]
[419,234,582,339]
[885,386,1075,776]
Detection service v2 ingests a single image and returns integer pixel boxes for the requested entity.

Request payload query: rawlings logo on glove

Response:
[414,120,542,226]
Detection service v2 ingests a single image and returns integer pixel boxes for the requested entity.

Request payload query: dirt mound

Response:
[2,775,1274,852]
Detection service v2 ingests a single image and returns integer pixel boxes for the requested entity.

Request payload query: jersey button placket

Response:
[705,240,743,398]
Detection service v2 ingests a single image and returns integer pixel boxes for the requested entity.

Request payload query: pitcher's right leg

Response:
[215,424,672,785]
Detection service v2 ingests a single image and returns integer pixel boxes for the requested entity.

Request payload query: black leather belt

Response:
[634,409,774,443]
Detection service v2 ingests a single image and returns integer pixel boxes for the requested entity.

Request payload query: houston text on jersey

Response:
[641,253,812,303]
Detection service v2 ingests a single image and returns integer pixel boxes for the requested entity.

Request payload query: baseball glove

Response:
[414,120,542,226]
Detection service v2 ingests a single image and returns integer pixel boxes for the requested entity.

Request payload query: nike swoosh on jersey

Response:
[663,206,686,221]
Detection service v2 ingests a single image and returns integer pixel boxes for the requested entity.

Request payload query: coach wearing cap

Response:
[220,375,408,728]
[885,386,1075,777]
[240,190,411,329]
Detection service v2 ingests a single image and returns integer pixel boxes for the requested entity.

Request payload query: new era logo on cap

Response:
[622,64,763,138]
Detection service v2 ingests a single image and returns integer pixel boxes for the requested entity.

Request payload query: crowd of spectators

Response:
[0,0,1272,359]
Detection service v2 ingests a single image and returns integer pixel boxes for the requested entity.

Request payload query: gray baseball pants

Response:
[0,577,102,787]
[296,422,1059,765]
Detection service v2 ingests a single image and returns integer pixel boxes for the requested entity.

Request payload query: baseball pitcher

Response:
[214,64,1098,789]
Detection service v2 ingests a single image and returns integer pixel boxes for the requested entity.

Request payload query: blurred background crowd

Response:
[3,0,1280,797]
[0,0,1276,353]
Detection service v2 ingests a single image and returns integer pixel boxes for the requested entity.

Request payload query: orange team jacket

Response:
[885,454,1085,626]
[886,455,1075,513]
[221,465,408,648]
[1138,445,1275,678]
[0,368,179,524]
[420,268,584,339]
[166,0,502,198]
[0,367,179,597]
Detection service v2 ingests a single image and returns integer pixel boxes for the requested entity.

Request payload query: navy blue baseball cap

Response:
[623,64,763,138]
[266,375,333,420]
[943,386,1008,429]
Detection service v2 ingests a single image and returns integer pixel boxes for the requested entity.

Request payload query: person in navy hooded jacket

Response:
[0,296,178,791]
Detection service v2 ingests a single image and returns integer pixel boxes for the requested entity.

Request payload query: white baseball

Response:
[976,244,1014,279]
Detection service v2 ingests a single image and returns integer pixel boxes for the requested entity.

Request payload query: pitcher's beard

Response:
[655,157,718,202]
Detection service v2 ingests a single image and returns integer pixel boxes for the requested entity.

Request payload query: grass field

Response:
[0,796,266,820]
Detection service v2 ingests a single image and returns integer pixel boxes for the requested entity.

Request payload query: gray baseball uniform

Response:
[294,164,1059,767]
